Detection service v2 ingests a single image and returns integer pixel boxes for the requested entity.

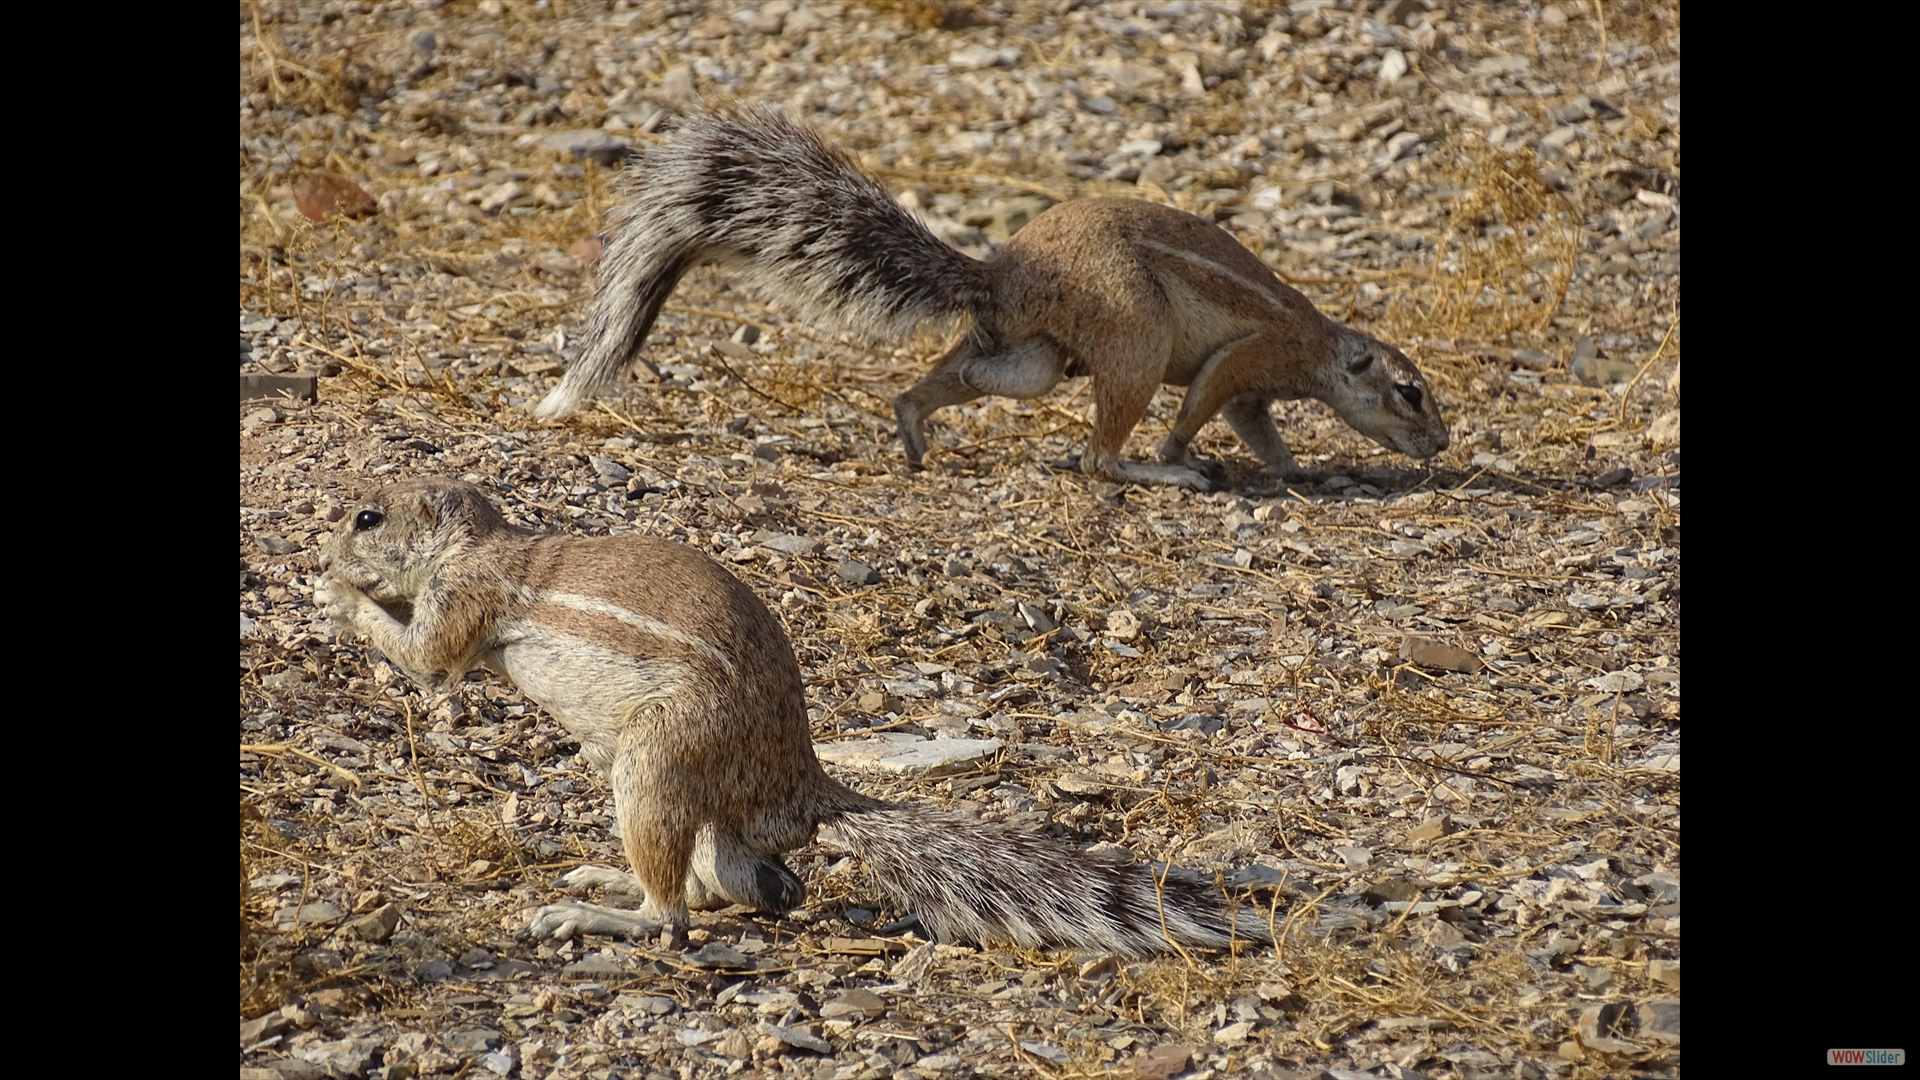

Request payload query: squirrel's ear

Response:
[415,492,441,526]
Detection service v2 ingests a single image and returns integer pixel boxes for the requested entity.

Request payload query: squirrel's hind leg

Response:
[527,739,698,942]
[895,336,1066,466]
[688,826,805,913]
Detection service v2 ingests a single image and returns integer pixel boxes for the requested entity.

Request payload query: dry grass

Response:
[241,1,1678,1076]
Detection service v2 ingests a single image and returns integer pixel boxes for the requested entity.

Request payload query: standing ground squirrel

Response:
[533,104,1450,491]
[318,477,1267,953]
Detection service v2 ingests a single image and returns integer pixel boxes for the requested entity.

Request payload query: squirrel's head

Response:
[322,478,507,608]
[1322,330,1451,462]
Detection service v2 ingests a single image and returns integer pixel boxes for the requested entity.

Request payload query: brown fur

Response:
[533,106,1450,490]
[319,478,1267,953]
[896,197,1452,489]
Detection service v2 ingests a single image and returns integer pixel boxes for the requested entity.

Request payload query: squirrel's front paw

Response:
[313,574,363,630]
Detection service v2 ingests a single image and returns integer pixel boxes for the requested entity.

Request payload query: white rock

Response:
[1377,48,1408,84]
[1440,92,1494,122]
[814,735,1003,777]
[1214,1021,1255,1046]
[1648,409,1680,448]
[760,534,822,557]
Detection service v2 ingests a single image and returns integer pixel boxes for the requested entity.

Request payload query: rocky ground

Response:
[240,2,1680,1078]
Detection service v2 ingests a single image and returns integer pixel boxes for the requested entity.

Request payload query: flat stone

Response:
[1017,601,1056,634]
[1132,1043,1197,1080]
[838,558,880,585]
[1162,713,1223,736]
[1584,671,1645,693]
[1212,1021,1254,1046]
[1374,1016,1450,1031]
[294,171,376,223]
[1361,876,1420,905]
[762,534,823,557]
[292,1036,383,1076]
[290,901,341,926]
[1638,997,1679,1042]
[1633,872,1680,902]
[1020,1041,1070,1064]
[561,956,625,980]
[1400,635,1482,673]
[587,455,630,483]
[1330,846,1373,870]
[443,1028,501,1054]
[344,902,402,943]
[715,1029,755,1059]
[540,130,632,166]
[616,994,679,1015]
[758,1020,832,1054]
[814,735,1002,778]
[1105,608,1143,642]
[1053,774,1108,796]
[684,942,755,969]
[949,44,1018,70]
[820,988,887,1018]
[240,1012,292,1047]
[1406,815,1453,843]
[1577,1002,1632,1044]
[241,373,318,402]
[881,676,938,698]
[240,1062,326,1080]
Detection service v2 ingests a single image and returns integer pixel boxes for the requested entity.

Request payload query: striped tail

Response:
[536,103,990,421]
[829,798,1267,955]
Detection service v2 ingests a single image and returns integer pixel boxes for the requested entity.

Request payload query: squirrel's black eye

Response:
[1396,384,1423,409]
[354,509,384,531]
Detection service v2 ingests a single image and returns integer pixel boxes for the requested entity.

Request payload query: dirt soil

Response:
[240,2,1680,1078]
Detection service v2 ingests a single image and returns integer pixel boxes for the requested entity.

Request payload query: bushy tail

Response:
[536,103,992,420]
[827,796,1268,955]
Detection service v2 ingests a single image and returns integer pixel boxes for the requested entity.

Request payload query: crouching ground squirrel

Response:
[534,104,1450,491]
[318,477,1266,952]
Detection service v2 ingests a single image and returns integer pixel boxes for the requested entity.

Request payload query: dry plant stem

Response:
[1615,312,1680,423]
[1590,0,1609,78]
[661,303,780,337]
[241,744,362,790]
[700,346,811,415]
[402,699,442,842]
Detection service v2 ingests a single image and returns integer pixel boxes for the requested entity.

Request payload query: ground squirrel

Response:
[534,104,1450,491]
[318,477,1267,953]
